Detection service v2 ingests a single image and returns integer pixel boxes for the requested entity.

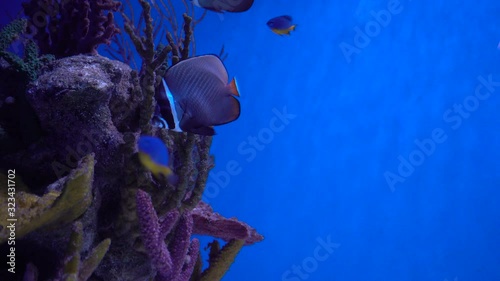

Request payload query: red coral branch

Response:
[22,0,121,57]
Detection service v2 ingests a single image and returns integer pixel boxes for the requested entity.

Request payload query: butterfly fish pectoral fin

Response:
[189,126,216,136]
[180,113,215,135]
[152,115,169,128]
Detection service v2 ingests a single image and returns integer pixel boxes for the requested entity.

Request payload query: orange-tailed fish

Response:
[154,55,240,136]
[267,15,296,36]
[191,0,254,13]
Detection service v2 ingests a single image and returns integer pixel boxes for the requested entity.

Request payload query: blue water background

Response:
[192,1,500,280]
[1,0,499,280]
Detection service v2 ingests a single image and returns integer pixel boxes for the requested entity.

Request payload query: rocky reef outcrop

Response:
[0,3,263,279]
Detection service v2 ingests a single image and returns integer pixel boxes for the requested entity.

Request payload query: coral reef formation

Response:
[192,201,264,245]
[136,189,199,281]
[0,18,54,82]
[22,0,121,57]
[54,221,111,281]
[0,154,94,243]
[0,1,263,280]
[0,18,53,148]
[198,239,246,281]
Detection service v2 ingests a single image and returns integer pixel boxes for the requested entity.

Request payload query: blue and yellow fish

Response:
[267,15,296,36]
[137,136,176,183]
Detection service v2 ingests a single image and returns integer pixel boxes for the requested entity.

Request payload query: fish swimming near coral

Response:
[154,55,241,136]
[267,15,296,36]
[191,0,254,13]
[137,136,177,183]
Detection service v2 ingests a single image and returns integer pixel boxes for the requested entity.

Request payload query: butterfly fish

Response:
[153,55,241,136]
[191,0,254,13]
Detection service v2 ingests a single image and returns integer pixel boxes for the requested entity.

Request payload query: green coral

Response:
[122,0,171,134]
[196,239,245,281]
[79,237,112,280]
[181,135,214,211]
[166,13,193,65]
[0,20,48,145]
[64,222,84,280]
[0,154,95,243]
[120,0,211,213]
[0,18,26,51]
[62,221,111,281]
[0,18,54,81]
[161,133,214,213]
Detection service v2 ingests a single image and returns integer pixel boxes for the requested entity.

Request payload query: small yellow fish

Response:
[271,25,296,36]
[267,15,297,36]
[138,152,173,178]
[137,136,176,182]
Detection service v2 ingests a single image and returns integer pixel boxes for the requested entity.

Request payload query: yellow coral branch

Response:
[0,154,95,243]
[199,239,245,281]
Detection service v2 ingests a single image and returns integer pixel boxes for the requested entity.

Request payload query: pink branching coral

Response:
[136,189,199,281]
[136,189,264,280]
[192,201,264,245]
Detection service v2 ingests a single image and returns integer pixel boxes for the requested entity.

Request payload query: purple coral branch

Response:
[178,239,200,281]
[164,213,199,280]
[159,210,179,240]
[192,201,264,245]
[136,189,199,281]
[78,1,121,54]
[136,189,175,276]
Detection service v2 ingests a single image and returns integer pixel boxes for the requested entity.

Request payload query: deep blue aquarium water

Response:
[192,1,500,280]
[1,0,499,280]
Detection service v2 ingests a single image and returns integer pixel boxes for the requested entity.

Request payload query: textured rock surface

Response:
[2,55,139,190]
[0,47,263,281]
[0,55,142,280]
